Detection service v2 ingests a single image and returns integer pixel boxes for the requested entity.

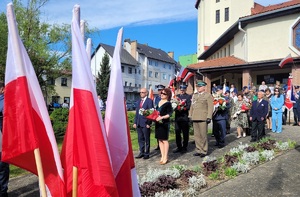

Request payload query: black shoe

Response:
[200,153,207,158]
[193,153,201,157]
[173,148,182,153]
[293,123,298,126]
[135,153,144,159]
[250,139,257,142]
[143,155,149,159]
[214,143,219,146]
[181,148,187,153]
[154,146,160,151]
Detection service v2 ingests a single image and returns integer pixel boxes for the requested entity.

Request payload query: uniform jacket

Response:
[134,97,154,127]
[189,92,213,121]
[175,93,192,122]
[250,99,269,122]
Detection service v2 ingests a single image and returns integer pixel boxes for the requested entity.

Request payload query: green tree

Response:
[96,52,110,101]
[0,13,8,81]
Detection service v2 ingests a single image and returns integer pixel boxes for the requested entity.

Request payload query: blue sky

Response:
[0,0,287,61]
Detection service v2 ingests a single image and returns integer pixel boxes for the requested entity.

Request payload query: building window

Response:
[293,21,300,50]
[169,75,171,81]
[155,61,158,67]
[224,48,227,57]
[148,59,153,65]
[47,77,55,85]
[135,84,137,87]
[128,67,132,74]
[216,10,220,24]
[129,82,132,87]
[169,65,171,69]
[149,71,152,77]
[139,70,141,74]
[163,73,167,80]
[228,45,231,55]
[125,81,127,86]
[225,7,229,22]
[121,66,124,73]
[155,72,159,78]
[135,69,137,74]
[61,78,67,86]
[139,84,141,88]
[216,0,220,2]
[163,64,166,69]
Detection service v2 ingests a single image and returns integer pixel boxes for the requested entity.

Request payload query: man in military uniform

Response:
[153,84,165,150]
[173,84,192,153]
[189,81,213,157]
[212,86,231,148]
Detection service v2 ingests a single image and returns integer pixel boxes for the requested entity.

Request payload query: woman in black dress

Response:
[155,88,173,165]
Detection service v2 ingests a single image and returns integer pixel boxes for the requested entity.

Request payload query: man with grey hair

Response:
[249,90,269,142]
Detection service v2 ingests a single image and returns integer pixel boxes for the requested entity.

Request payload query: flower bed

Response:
[138,138,296,196]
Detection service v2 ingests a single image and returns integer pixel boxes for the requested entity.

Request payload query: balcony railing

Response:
[123,86,139,92]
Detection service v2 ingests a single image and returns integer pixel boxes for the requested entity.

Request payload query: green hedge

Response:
[50,108,69,137]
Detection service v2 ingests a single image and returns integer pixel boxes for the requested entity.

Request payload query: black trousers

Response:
[0,153,9,197]
[251,120,264,141]
[175,121,190,149]
[137,125,151,156]
[293,108,298,123]
[213,119,226,146]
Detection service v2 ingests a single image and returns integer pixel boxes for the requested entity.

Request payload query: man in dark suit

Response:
[133,88,154,159]
[173,84,192,153]
[250,90,269,142]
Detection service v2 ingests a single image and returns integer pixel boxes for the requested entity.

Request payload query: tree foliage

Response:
[0,0,97,100]
[96,52,111,101]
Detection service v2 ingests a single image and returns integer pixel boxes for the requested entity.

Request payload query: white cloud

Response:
[38,0,197,30]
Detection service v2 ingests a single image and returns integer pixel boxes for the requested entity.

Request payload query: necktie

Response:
[140,99,143,108]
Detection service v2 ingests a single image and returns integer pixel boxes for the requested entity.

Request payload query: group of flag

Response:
[2,3,140,197]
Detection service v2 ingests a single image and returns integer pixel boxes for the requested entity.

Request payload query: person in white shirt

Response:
[258,81,268,91]
[98,95,104,111]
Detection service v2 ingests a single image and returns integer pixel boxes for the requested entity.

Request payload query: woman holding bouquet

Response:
[232,94,249,138]
[155,88,173,165]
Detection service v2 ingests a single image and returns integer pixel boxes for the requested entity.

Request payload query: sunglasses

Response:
[161,92,167,95]
[140,92,146,93]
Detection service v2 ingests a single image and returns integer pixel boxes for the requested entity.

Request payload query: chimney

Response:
[168,51,174,59]
[131,40,137,59]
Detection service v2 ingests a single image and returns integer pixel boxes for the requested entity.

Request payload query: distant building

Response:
[123,39,177,96]
[179,54,198,67]
[188,0,300,94]
[91,43,139,101]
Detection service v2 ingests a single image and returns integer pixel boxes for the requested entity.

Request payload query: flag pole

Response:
[72,167,78,197]
[7,4,47,197]
[34,149,47,197]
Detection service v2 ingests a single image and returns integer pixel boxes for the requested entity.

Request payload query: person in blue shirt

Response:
[270,87,285,133]
[0,82,9,197]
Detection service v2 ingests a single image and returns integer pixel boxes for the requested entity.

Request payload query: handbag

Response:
[146,110,160,121]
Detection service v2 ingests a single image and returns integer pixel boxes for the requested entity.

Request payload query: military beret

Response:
[196,80,207,87]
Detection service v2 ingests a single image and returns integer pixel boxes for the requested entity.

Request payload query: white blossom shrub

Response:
[188,174,207,189]
[202,156,217,164]
[184,188,197,197]
[241,151,260,165]
[140,167,181,184]
[260,150,275,161]
[154,189,183,197]
[231,162,250,173]
[275,142,289,151]
[230,143,249,155]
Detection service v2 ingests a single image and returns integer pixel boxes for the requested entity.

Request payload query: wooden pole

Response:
[34,148,47,197]
[72,166,78,197]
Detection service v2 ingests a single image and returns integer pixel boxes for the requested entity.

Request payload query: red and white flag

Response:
[176,67,188,81]
[105,28,141,197]
[60,5,118,196]
[285,77,295,111]
[279,54,293,68]
[182,72,194,83]
[148,86,154,100]
[3,3,65,196]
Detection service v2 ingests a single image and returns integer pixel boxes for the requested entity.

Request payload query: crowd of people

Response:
[133,79,300,163]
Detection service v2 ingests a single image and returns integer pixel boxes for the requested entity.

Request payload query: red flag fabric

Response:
[285,77,294,110]
[105,28,141,197]
[60,5,118,197]
[3,3,65,196]
[149,86,154,100]
[279,54,293,68]
[182,72,194,82]
[176,67,188,81]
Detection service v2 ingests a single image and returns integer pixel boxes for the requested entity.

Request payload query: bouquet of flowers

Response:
[232,102,251,119]
[171,98,187,111]
[213,94,227,111]
[139,108,161,122]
